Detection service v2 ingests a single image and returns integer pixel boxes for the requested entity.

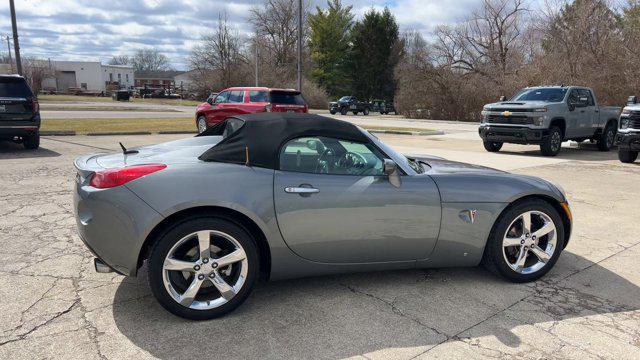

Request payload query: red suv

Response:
[195,87,308,133]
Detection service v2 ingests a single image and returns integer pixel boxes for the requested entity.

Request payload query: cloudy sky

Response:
[0,0,497,70]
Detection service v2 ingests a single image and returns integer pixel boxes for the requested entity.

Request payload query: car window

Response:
[578,89,595,106]
[214,91,229,104]
[0,77,34,98]
[279,136,384,176]
[568,89,580,104]
[249,90,269,102]
[270,91,306,105]
[228,90,245,103]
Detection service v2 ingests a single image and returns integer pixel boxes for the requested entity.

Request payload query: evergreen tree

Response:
[348,7,400,101]
[308,0,354,98]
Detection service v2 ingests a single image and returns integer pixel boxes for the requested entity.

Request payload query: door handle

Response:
[284,186,319,194]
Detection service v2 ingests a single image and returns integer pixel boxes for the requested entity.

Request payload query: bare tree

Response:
[189,12,250,92]
[131,49,171,72]
[108,55,131,66]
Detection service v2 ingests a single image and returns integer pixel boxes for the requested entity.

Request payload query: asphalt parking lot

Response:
[1,126,639,359]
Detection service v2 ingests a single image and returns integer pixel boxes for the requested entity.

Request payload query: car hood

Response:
[77,136,224,170]
[484,101,550,110]
[417,157,506,175]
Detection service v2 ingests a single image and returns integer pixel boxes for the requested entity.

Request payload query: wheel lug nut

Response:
[197,274,205,280]
[212,263,218,269]
[209,273,215,278]
[193,265,200,271]
[202,258,209,264]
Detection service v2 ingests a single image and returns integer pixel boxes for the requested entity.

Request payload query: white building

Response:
[42,61,134,92]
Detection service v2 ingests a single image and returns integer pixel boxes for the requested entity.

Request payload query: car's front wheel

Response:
[197,116,207,134]
[483,141,503,152]
[340,108,348,115]
[482,199,565,283]
[619,150,638,163]
[148,217,259,320]
[540,126,563,156]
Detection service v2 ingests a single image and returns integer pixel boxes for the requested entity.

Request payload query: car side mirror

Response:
[568,103,575,112]
[499,96,507,102]
[383,159,401,188]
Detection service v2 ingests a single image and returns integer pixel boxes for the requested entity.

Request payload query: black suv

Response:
[0,75,40,149]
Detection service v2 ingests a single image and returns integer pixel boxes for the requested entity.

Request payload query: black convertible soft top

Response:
[198,113,370,169]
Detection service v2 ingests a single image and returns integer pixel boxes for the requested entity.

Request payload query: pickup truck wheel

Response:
[330,109,336,115]
[618,150,638,163]
[540,126,562,156]
[483,141,503,152]
[597,124,616,151]
[340,108,348,116]
[363,108,369,116]
[23,132,40,150]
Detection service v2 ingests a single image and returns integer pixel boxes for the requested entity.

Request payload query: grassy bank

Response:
[41,118,196,134]
[40,105,182,112]
[38,94,202,107]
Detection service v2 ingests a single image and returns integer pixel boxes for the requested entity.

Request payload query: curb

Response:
[41,130,76,136]
[368,129,445,136]
[86,131,152,136]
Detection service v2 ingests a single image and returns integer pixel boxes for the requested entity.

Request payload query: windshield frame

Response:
[360,128,424,175]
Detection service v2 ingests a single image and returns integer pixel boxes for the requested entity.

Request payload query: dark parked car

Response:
[329,96,371,115]
[0,75,40,149]
[111,89,131,101]
[371,99,396,115]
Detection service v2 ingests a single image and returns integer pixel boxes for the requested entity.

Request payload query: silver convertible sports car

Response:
[74,113,572,319]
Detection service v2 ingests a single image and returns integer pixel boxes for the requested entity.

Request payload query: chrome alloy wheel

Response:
[502,211,557,274]
[162,230,248,310]
[606,128,615,148]
[197,117,207,134]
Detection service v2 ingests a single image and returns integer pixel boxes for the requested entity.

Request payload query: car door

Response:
[565,89,584,138]
[578,88,598,135]
[273,136,442,264]
[221,90,247,116]
[206,90,230,124]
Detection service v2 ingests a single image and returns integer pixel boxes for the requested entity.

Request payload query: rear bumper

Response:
[615,131,640,150]
[74,180,164,276]
[479,125,548,144]
[0,115,40,139]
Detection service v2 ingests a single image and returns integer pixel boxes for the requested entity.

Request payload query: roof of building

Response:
[134,70,184,79]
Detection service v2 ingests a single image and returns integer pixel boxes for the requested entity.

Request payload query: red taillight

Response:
[31,99,39,113]
[89,164,166,189]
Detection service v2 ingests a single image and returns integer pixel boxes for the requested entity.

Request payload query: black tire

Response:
[618,150,639,163]
[363,108,369,116]
[483,141,503,152]
[597,123,616,152]
[148,217,260,320]
[329,110,336,115]
[23,132,40,150]
[482,198,565,283]
[540,126,563,156]
[340,108,348,116]
[352,111,358,115]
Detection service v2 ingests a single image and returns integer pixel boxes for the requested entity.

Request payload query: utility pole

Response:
[9,0,23,75]
[254,35,259,87]
[296,0,302,91]
[6,36,14,74]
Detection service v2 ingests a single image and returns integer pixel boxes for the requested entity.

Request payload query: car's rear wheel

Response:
[148,217,259,320]
[197,116,207,134]
[23,132,40,150]
[540,126,563,156]
[340,108,348,116]
[597,123,616,151]
[618,150,638,163]
[482,199,564,283]
[483,141,503,152]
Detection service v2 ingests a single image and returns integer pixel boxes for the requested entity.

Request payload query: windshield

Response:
[362,128,425,174]
[339,96,351,101]
[0,78,34,98]
[512,88,567,102]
